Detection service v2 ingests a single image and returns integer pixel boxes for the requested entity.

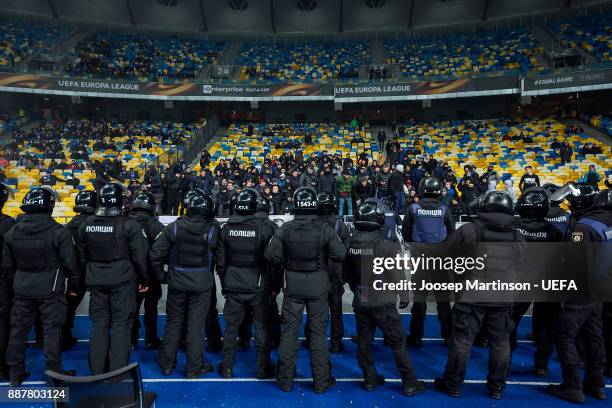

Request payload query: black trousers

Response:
[132,280,162,343]
[63,288,86,340]
[555,303,605,390]
[510,301,532,349]
[277,296,331,389]
[443,303,513,391]
[533,302,556,369]
[221,293,270,370]
[0,278,13,374]
[304,275,344,346]
[410,269,452,341]
[206,284,222,346]
[159,289,211,373]
[89,283,137,375]
[355,304,418,383]
[603,302,612,371]
[7,293,67,376]
[166,190,180,216]
[410,301,451,341]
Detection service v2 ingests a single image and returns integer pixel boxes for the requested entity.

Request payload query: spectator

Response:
[580,165,602,189]
[458,176,479,217]
[377,129,386,149]
[559,141,573,164]
[335,170,355,216]
[518,166,540,192]
[354,176,374,206]
[483,165,500,191]
[389,164,406,215]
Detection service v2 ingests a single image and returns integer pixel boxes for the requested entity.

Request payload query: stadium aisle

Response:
[4,314,611,407]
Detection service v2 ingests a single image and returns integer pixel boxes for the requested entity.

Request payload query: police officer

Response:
[435,191,525,399]
[547,187,609,403]
[0,184,16,381]
[264,187,346,393]
[345,200,426,396]
[78,182,149,375]
[402,176,454,347]
[217,189,277,379]
[512,187,562,376]
[4,187,80,385]
[542,183,572,239]
[304,192,349,353]
[62,190,97,350]
[151,189,218,378]
[129,191,165,349]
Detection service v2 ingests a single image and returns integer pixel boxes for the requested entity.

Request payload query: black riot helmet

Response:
[317,192,337,215]
[591,188,612,210]
[418,176,442,197]
[517,187,550,219]
[21,186,57,214]
[0,183,14,210]
[97,182,126,216]
[257,195,272,214]
[479,190,514,216]
[550,182,598,212]
[187,189,215,220]
[183,189,201,207]
[293,187,318,215]
[541,183,562,206]
[233,188,258,215]
[132,191,157,214]
[355,200,386,231]
[74,190,98,214]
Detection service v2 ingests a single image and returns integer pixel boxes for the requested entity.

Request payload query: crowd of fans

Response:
[0,21,71,68]
[66,33,224,82]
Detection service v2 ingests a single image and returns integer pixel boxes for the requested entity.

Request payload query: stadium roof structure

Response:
[0,0,609,34]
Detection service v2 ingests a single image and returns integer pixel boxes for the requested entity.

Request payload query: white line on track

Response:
[2,379,610,388]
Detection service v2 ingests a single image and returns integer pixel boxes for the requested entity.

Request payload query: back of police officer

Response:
[402,176,454,347]
[512,187,562,376]
[314,192,349,353]
[217,189,277,379]
[151,189,218,378]
[264,187,346,393]
[436,191,525,400]
[0,184,17,381]
[129,191,165,349]
[543,183,572,239]
[547,186,609,403]
[61,190,97,350]
[77,182,149,375]
[345,200,426,396]
[4,187,80,385]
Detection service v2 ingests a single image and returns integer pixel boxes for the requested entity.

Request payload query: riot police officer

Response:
[61,190,97,350]
[151,189,219,378]
[512,187,562,376]
[0,184,16,381]
[77,182,149,375]
[217,189,278,379]
[265,187,346,393]
[129,191,165,349]
[436,191,526,400]
[401,176,454,347]
[4,187,80,385]
[542,183,572,238]
[345,200,426,396]
[307,192,349,353]
[547,186,609,403]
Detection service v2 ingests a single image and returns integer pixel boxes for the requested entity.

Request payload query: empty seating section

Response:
[2,120,200,219]
[235,42,370,82]
[385,28,543,80]
[397,118,610,186]
[206,123,375,168]
[66,33,224,82]
[0,21,71,68]
[548,13,611,62]
[588,114,612,136]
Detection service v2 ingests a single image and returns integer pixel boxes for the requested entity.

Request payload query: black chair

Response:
[45,362,157,408]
